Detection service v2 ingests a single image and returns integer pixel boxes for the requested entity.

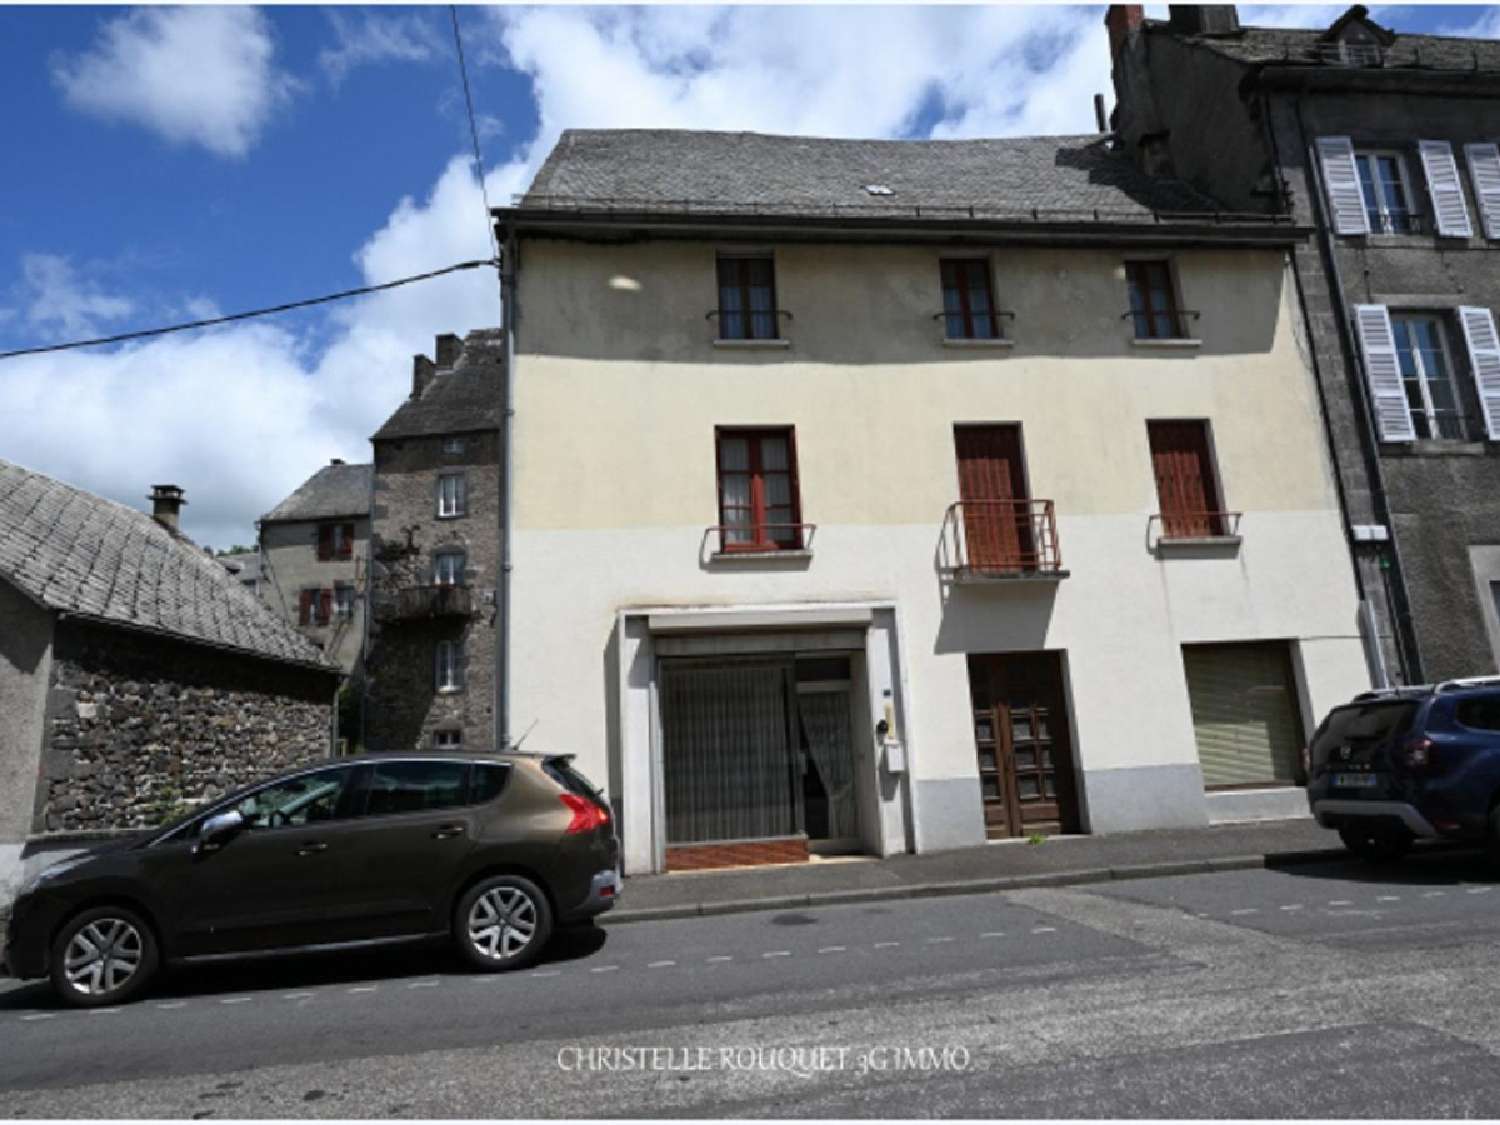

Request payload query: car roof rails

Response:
[1350,683,1435,702]
[1433,675,1500,694]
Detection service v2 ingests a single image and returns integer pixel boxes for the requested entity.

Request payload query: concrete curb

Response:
[604,847,1351,925]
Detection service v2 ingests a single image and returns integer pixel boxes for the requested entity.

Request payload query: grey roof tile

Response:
[1152,18,1500,70]
[0,459,334,671]
[519,129,1234,221]
[261,462,372,523]
[373,329,504,442]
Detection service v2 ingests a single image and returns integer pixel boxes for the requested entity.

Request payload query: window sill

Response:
[708,548,813,563]
[1154,535,1243,554]
[1131,338,1202,350]
[941,337,1014,349]
[436,687,464,696]
[713,338,791,349]
[436,513,467,520]
[1386,439,1490,457]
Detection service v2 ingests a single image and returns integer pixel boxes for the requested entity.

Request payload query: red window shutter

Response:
[338,523,354,559]
[318,589,333,625]
[298,590,314,625]
[317,524,333,561]
[1148,421,1221,537]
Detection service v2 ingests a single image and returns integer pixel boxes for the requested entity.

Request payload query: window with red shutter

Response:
[298,589,315,626]
[317,524,334,561]
[318,589,333,625]
[1147,421,1225,538]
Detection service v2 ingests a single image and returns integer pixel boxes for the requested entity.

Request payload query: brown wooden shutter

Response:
[1148,421,1221,538]
[338,522,354,559]
[954,425,1032,570]
[317,524,333,561]
[298,590,314,625]
[318,589,332,625]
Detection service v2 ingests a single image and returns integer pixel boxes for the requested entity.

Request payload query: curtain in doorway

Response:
[662,662,795,844]
[797,690,859,841]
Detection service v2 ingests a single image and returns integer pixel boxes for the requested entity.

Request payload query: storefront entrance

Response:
[660,655,860,870]
[967,652,1080,838]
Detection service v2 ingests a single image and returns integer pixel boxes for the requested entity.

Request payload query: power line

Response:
[0,258,497,361]
[449,5,500,265]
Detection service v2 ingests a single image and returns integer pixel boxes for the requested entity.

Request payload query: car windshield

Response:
[1312,700,1419,754]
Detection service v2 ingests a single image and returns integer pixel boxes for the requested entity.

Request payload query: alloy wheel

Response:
[467,886,539,961]
[63,917,145,998]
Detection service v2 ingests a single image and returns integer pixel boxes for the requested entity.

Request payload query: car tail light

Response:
[561,792,609,835]
[1403,736,1436,769]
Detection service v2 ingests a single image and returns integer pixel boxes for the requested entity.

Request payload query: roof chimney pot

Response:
[1105,5,1146,62]
[435,333,462,368]
[412,354,436,399]
[149,484,186,533]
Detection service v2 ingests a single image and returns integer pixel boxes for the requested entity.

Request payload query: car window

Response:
[362,760,472,817]
[1457,696,1500,732]
[544,756,605,803]
[471,763,511,803]
[1312,701,1419,754]
[233,767,353,831]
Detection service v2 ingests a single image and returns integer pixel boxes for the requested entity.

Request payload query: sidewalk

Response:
[609,818,1348,923]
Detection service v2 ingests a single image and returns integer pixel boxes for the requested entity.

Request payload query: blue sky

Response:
[2,3,1498,547]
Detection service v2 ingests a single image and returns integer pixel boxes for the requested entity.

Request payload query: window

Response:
[442,437,466,455]
[715,428,802,551]
[940,259,1001,340]
[471,763,510,803]
[1355,151,1416,234]
[433,550,466,587]
[436,639,464,692]
[1125,261,1188,339]
[432,729,463,751]
[1456,696,1500,733]
[437,473,466,519]
[317,521,355,561]
[1392,313,1465,439]
[1148,420,1228,538]
[232,766,353,830]
[715,255,778,340]
[333,583,355,619]
[299,588,332,626]
[362,760,471,817]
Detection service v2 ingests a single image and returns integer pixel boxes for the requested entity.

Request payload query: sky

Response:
[2,3,1499,549]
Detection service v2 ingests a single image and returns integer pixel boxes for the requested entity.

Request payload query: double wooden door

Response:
[968,652,1079,838]
[955,425,1035,572]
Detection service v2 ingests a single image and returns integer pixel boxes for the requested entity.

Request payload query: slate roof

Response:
[1150,16,1500,72]
[0,459,334,671]
[261,462,371,523]
[373,329,504,442]
[519,130,1239,223]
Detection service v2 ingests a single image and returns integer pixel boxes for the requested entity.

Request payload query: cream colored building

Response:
[493,129,1372,875]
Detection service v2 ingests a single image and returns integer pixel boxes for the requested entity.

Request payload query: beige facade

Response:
[257,519,369,675]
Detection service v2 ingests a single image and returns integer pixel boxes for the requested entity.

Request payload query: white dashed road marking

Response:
[873,941,900,949]
[925,936,955,945]
[648,960,676,968]
[1280,905,1304,912]
[348,986,377,994]
[1231,909,1259,916]
[156,1001,187,1010]
[20,1013,54,1022]
[408,980,440,989]
[1329,900,1353,907]
[817,946,847,954]
[1424,891,1448,898]
[531,970,562,978]
[1467,887,1492,895]
[706,955,733,963]
[282,992,314,1001]
[762,950,791,959]
[1377,895,1400,902]
[981,931,1006,938]
[1032,927,1057,934]
[589,965,619,974]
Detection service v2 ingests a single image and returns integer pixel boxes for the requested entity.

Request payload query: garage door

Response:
[1182,642,1302,788]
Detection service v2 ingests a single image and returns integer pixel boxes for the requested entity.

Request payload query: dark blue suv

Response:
[1306,678,1500,862]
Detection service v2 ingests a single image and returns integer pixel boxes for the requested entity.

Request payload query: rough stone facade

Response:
[37,620,334,833]
[1109,6,1500,683]
[365,409,500,753]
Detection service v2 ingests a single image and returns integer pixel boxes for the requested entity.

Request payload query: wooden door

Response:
[1148,421,1223,538]
[968,653,1079,838]
[954,425,1034,571]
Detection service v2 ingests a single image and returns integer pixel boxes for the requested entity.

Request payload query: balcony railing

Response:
[1149,511,1244,545]
[375,584,475,623]
[709,522,816,556]
[939,500,1065,580]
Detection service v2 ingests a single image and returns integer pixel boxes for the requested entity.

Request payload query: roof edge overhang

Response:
[258,510,370,526]
[493,207,1308,249]
[1252,63,1500,96]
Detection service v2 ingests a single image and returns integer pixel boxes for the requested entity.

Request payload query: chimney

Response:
[435,333,463,368]
[149,484,186,533]
[412,353,436,399]
[1105,5,1145,62]
[330,458,345,466]
[1168,5,1240,35]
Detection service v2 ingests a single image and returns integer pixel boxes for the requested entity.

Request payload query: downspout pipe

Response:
[496,228,517,750]
[1293,94,1423,684]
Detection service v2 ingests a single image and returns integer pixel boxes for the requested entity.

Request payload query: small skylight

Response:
[862,183,895,196]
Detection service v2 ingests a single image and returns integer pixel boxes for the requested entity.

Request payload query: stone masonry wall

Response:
[366,430,500,752]
[37,620,335,833]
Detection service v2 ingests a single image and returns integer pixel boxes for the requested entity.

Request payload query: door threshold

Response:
[983,833,1089,845]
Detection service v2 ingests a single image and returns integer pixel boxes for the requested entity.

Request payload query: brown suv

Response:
[2,752,619,1007]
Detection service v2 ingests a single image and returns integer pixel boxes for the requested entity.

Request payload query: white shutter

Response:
[1317,136,1370,235]
[1465,143,1500,240]
[1418,140,1473,237]
[1352,304,1415,442]
[1458,306,1500,440]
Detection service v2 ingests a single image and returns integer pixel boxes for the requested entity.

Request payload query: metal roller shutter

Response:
[1182,643,1302,788]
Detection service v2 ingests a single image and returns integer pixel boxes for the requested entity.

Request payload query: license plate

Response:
[1332,772,1379,789]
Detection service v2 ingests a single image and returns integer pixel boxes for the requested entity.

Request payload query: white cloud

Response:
[51,7,299,159]
[319,10,444,88]
[16,254,134,340]
[1439,6,1500,39]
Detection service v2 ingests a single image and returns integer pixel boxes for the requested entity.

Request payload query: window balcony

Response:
[939,500,1067,582]
[375,583,475,623]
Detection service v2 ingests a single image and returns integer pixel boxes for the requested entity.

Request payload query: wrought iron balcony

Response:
[939,500,1066,581]
[375,583,474,623]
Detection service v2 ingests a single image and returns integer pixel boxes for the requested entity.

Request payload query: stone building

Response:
[1108,3,1500,683]
[492,127,1369,873]
[256,459,372,675]
[363,331,502,753]
[0,460,339,904]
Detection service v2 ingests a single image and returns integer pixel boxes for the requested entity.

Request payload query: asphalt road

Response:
[6,848,1500,1117]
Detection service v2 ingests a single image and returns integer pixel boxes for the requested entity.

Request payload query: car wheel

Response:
[49,906,159,1008]
[455,875,553,972]
[1338,824,1412,864]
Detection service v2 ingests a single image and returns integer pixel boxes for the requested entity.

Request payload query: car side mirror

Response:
[196,809,246,853]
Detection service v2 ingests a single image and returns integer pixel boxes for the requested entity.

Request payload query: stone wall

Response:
[37,620,336,833]
[365,430,499,752]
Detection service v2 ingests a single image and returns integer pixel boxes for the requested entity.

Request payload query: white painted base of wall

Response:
[1205,787,1312,825]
